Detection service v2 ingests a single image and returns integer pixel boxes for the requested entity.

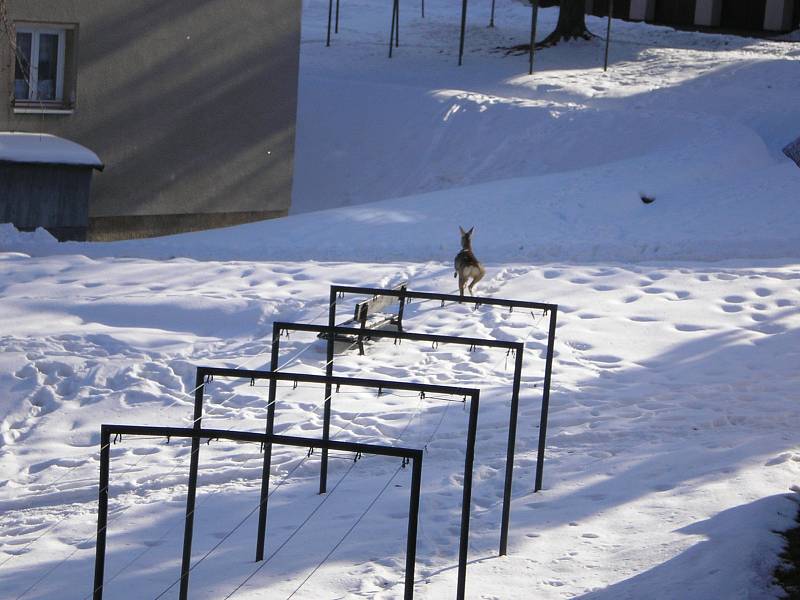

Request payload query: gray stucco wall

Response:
[2,0,301,239]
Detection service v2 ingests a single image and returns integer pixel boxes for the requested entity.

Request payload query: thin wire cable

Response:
[83,451,304,600]
[2,293,342,567]
[13,441,193,600]
[284,465,404,599]
[92,392,368,600]
[219,460,357,600]
[0,436,186,572]
[10,319,349,596]
[286,386,453,598]
[149,452,327,600]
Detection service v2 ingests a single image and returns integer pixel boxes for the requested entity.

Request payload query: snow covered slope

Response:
[1,2,799,600]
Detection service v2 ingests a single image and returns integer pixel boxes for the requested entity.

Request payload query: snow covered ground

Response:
[1,1,800,599]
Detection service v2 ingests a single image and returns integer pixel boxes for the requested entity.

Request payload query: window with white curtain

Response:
[14,25,74,108]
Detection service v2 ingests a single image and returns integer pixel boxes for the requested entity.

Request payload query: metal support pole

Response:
[326,0,334,46]
[320,288,338,494]
[456,391,480,600]
[389,0,398,57]
[529,0,539,75]
[397,284,407,332]
[604,0,613,72]
[335,0,341,33]
[499,347,524,555]
[255,324,281,561]
[489,0,496,27]
[421,0,425,18]
[458,0,468,65]
[179,370,205,600]
[535,307,557,492]
[357,304,367,356]
[92,428,111,600]
[395,0,400,47]
[404,452,423,600]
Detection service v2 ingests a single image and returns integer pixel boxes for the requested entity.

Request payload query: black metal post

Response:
[395,0,400,47]
[92,428,111,600]
[535,307,557,492]
[327,0,334,46]
[389,0,398,57]
[321,288,338,494]
[604,0,613,72]
[404,452,423,600]
[357,304,367,356]
[421,0,425,18]
[456,391,480,600]
[397,284,407,332]
[255,324,282,561]
[458,0,468,65]
[529,0,539,75]
[499,347,524,555]
[179,371,205,600]
[489,0,495,27]
[335,0,341,33]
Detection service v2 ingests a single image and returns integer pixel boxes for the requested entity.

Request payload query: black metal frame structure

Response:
[272,321,528,560]
[191,365,480,599]
[324,0,544,69]
[92,425,423,600]
[326,284,558,493]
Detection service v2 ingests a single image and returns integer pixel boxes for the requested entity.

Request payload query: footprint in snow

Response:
[721,304,743,313]
[674,324,706,332]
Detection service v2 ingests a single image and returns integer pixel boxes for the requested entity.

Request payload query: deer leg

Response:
[468,270,485,295]
[458,273,466,298]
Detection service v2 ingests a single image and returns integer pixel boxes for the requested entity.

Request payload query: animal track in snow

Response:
[674,324,707,332]
[721,304,743,313]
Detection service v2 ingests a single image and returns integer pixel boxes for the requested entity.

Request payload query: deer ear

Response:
[459,226,466,235]
[467,226,474,235]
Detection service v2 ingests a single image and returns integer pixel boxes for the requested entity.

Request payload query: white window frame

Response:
[15,26,67,103]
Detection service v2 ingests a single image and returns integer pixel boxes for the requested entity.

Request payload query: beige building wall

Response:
[2,0,301,239]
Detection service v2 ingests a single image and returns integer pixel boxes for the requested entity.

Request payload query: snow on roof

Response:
[0,132,104,170]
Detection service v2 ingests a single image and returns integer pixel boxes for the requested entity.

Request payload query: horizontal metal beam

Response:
[196,366,477,398]
[332,285,557,312]
[101,424,422,460]
[274,322,525,351]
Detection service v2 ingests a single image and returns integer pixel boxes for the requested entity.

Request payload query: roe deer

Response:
[454,226,485,297]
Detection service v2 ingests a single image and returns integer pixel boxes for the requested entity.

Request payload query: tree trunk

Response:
[539,0,594,46]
